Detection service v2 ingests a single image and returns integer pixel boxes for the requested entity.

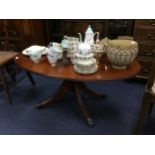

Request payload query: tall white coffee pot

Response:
[84,25,100,45]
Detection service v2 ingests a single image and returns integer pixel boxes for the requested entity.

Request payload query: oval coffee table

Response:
[14,54,141,125]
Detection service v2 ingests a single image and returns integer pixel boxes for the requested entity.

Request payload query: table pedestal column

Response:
[37,80,106,125]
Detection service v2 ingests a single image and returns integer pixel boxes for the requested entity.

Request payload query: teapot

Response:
[84,25,100,45]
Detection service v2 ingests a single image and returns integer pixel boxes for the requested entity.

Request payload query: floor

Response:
[0,71,154,135]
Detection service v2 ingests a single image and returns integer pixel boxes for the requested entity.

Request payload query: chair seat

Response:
[0,52,18,66]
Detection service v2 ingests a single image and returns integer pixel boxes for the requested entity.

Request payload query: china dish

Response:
[22,45,47,56]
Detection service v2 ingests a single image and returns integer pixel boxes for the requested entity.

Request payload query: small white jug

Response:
[48,42,63,60]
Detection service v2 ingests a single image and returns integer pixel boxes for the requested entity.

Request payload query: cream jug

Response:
[47,42,63,60]
[84,25,100,45]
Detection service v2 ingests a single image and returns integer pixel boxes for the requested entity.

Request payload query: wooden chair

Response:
[0,52,18,104]
[0,20,36,104]
[0,52,35,104]
[134,57,155,134]
[0,20,24,81]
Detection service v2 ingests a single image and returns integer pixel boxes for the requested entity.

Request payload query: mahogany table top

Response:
[14,54,141,82]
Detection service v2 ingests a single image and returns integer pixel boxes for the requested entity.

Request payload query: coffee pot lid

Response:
[85,25,94,34]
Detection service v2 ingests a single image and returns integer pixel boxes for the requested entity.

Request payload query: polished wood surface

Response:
[14,54,141,82]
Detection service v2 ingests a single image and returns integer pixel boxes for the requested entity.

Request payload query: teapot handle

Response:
[94,32,100,44]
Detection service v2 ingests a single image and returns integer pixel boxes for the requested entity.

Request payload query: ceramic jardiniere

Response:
[106,39,138,69]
